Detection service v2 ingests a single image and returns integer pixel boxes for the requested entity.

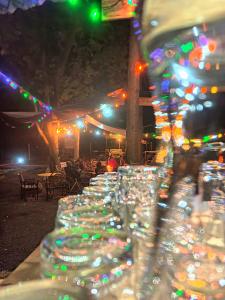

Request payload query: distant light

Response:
[181,80,190,87]
[204,101,213,108]
[192,26,199,37]
[17,157,25,164]
[185,94,194,101]
[196,104,203,111]
[76,119,85,129]
[100,104,113,118]
[193,87,200,95]
[199,93,207,100]
[95,130,101,136]
[68,0,80,6]
[211,86,218,94]
[198,62,205,70]
[175,88,185,98]
[66,130,73,136]
[150,19,159,27]
[179,70,188,79]
[152,100,160,105]
[89,3,101,23]
[190,105,196,112]
[181,41,194,53]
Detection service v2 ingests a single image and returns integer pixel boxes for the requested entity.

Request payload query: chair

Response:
[45,174,69,200]
[64,166,82,194]
[18,173,39,201]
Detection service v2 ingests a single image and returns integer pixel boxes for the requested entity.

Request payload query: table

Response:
[37,172,60,178]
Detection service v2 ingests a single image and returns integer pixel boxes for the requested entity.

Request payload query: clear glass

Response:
[137,8,225,298]
[0,280,87,300]
[55,205,123,231]
[40,228,133,296]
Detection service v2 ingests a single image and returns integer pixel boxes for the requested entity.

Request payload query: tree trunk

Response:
[126,26,143,164]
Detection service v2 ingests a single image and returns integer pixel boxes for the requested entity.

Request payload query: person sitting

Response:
[95,160,103,175]
[107,154,119,172]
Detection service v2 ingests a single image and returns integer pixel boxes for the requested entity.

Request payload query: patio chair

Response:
[18,173,39,201]
[45,174,69,200]
[64,166,82,194]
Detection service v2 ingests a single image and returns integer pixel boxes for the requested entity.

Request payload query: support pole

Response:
[74,129,80,160]
[126,28,143,164]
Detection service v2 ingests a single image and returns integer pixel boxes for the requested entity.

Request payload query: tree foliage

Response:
[0,2,129,109]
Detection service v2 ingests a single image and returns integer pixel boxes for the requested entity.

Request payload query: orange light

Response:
[115,103,119,108]
[122,92,127,99]
[97,113,102,119]
[189,48,203,67]
[135,61,147,74]
[185,87,193,94]
[208,40,217,53]
[201,86,208,94]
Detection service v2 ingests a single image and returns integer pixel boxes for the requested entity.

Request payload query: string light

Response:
[75,119,85,129]
[0,70,52,127]
[95,129,101,136]
[100,104,114,118]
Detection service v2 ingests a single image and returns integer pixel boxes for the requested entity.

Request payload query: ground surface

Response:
[0,165,58,279]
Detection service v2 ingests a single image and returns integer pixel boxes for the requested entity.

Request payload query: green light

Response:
[89,4,101,22]
[68,0,80,7]
[38,119,41,123]
[56,239,63,246]
[53,264,59,270]
[102,277,109,284]
[176,289,184,296]
[115,270,123,277]
[181,41,194,53]
[203,135,210,142]
[60,265,68,272]
[92,233,101,240]
[162,73,172,78]
[33,97,38,104]
[22,92,29,99]
[82,233,89,239]
[102,209,108,216]
[125,244,131,251]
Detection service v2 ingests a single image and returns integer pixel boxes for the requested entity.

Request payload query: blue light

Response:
[95,130,101,136]
[175,88,185,97]
[76,119,85,129]
[100,104,113,118]
[17,157,25,164]
[204,101,213,108]
[185,94,195,101]
[196,104,203,111]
